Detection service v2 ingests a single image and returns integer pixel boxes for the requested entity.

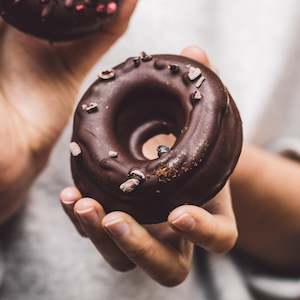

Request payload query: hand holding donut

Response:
[0,0,137,224]
[60,46,239,287]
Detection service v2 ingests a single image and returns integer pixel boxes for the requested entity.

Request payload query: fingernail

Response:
[62,198,76,205]
[61,189,77,205]
[103,217,129,237]
[170,212,196,231]
[77,209,100,227]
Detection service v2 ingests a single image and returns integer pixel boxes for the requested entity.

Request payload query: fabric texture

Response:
[1,0,300,299]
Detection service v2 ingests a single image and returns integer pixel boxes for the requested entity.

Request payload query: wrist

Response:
[0,137,50,225]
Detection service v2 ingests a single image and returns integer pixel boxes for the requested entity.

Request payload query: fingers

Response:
[74,198,136,272]
[169,207,237,253]
[180,45,211,68]
[102,212,191,287]
[60,187,135,271]
[60,187,86,237]
[60,189,191,284]
[168,185,238,254]
[60,188,135,272]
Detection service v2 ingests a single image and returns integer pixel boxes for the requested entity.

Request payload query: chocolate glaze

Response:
[71,54,243,224]
[0,0,121,41]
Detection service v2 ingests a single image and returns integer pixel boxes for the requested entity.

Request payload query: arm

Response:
[231,144,300,272]
[0,0,138,225]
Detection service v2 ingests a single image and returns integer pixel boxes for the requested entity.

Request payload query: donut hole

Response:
[142,133,176,160]
[114,82,187,160]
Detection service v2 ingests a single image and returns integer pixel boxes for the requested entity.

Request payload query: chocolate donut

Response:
[0,0,120,41]
[70,53,243,224]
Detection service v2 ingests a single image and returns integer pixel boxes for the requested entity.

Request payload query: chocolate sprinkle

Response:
[129,169,145,181]
[120,178,140,193]
[109,151,118,158]
[169,64,180,74]
[195,76,205,88]
[133,57,141,67]
[157,145,170,157]
[86,103,98,113]
[98,70,115,80]
[140,51,153,62]
[70,142,82,157]
[188,66,202,81]
[191,90,202,101]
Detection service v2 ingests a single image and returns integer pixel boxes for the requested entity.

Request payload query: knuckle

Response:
[196,229,216,248]
[126,240,154,260]
[212,228,238,254]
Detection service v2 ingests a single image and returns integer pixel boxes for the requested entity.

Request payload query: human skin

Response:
[0,0,138,224]
[231,145,300,273]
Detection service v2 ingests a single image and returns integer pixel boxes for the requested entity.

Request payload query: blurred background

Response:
[83,0,300,144]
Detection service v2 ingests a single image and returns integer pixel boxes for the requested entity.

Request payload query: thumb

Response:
[168,185,238,254]
[180,45,211,68]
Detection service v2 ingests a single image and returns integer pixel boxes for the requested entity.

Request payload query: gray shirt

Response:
[1,0,300,299]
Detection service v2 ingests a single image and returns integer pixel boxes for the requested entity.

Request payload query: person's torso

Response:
[2,0,300,299]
